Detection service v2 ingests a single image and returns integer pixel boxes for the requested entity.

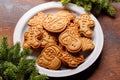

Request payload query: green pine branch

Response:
[61,0,120,17]
[0,37,48,80]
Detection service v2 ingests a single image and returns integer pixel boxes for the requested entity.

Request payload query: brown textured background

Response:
[0,0,120,80]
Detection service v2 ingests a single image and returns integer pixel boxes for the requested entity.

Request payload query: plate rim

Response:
[13,1,104,77]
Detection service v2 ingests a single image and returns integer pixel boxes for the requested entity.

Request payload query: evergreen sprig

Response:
[61,0,120,17]
[0,37,48,80]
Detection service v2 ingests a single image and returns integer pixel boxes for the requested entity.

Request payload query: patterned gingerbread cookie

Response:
[81,37,95,51]
[74,14,95,37]
[40,30,57,47]
[23,26,43,48]
[58,51,85,67]
[55,10,75,21]
[37,44,62,70]
[59,24,82,53]
[24,11,96,70]
[43,10,75,33]
[28,12,45,27]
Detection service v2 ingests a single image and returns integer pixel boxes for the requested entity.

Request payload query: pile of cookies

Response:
[23,10,95,70]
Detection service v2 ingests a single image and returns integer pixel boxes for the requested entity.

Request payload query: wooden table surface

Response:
[0,0,120,80]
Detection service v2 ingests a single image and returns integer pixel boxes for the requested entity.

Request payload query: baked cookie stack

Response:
[23,10,95,70]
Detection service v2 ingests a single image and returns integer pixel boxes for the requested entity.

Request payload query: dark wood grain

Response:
[0,0,120,80]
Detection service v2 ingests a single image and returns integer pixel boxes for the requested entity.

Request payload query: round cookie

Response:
[43,10,75,33]
[43,14,69,33]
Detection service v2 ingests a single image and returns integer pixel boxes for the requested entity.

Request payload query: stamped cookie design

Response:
[28,12,45,27]
[43,14,69,33]
[81,38,95,51]
[23,10,96,70]
[40,30,57,47]
[75,14,95,37]
[59,51,84,67]
[23,26,43,48]
[37,44,61,70]
[59,24,82,53]
[55,10,75,21]
[43,10,75,33]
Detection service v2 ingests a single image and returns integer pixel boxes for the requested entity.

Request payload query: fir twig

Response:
[61,0,120,17]
[0,37,48,80]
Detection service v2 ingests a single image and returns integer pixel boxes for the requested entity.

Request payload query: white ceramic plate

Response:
[13,2,104,77]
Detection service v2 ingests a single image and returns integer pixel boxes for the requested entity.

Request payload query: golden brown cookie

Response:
[43,14,68,33]
[23,26,43,48]
[55,10,75,21]
[74,14,95,37]
[24,11,96,70]
[58,51,84,67]
[59,24,82,53]
[40,30,57,47]
[27,12,45,27]
[37,44,62,70]
[81,37,95,51]
[43,10,75,33]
